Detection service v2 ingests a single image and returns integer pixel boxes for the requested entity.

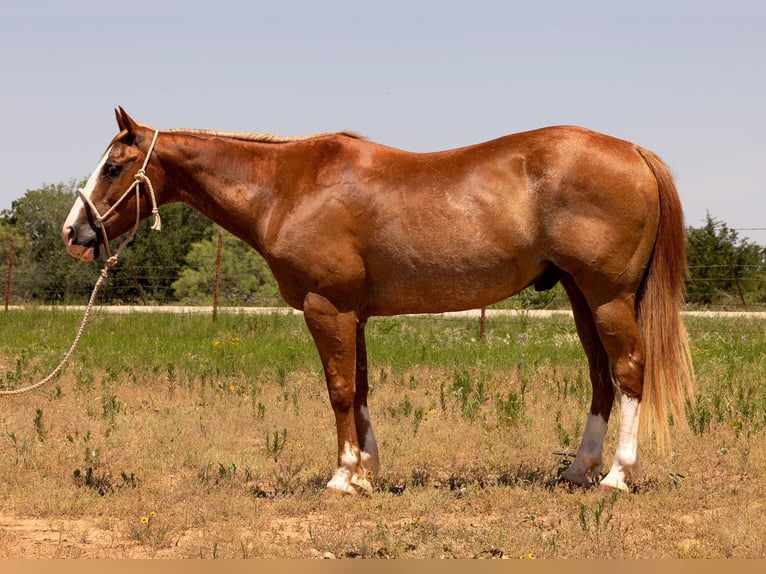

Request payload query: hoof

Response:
[323,486,353,497]
[324,475,373,497]
[559,468,589,487]
[351,475,373,495]
[598,474,630,492]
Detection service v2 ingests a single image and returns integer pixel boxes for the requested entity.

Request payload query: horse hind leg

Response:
[590,295,646,491]
[559,276,615,486]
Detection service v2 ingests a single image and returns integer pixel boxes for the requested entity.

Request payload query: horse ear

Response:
[115,106,139,137]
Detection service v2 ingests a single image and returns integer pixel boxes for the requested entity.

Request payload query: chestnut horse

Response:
[64,108,693,493]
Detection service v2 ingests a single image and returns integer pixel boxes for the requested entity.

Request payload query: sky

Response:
[2,0,765,244]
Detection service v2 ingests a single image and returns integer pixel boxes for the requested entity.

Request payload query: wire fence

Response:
[4,262,766,349]
[5,260,766,306]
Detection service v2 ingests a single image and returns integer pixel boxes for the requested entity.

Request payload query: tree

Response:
[686,213,766,306]
[98,203,213,303]
[0,221,25,304]
[2,180,102,302]
[2,183,213,304]
[172,228,281,305]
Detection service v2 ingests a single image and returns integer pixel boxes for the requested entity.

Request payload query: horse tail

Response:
[635,147,695,451]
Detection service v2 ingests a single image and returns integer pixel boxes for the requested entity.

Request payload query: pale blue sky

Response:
[2,0,764,243]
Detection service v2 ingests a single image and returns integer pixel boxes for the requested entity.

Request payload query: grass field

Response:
[0,308,764,558]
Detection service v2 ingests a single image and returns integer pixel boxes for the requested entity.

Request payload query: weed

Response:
[219,462,238,481]
[388,394,413,419]
[33,408,46,441]
[273,456,306,494]
[266,428,288,462]
[554,410,571,448]
[439,381,447,412]
[7,431,29,466]
[450,369,487,421]
[668,472,685,488]
[165,363,177,396]
[130,510,170,551]
[578,491,619,537]
[76,370,95,392]
[73,464,137,496]
[276,365,287,389]
[254,400,266,420]
[496,390,524,428]
[376,521,402,558]
[73,467,110,496]
[101,390,124,424]
[687,395,712,435]
[412,406,425,436]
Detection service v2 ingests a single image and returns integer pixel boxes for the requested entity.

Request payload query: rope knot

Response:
[150,209,162,231]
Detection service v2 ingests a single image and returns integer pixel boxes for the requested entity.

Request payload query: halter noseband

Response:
[78,129,162,267]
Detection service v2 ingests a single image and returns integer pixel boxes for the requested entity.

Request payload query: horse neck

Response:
[157,134,280,252]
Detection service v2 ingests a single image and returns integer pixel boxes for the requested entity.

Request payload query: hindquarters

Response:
[545,133,693,488]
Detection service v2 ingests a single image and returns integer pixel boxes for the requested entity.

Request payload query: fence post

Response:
[127,257,147,306]
[726,256,748,310]
[213,227,223,321]
[5,239,13,311]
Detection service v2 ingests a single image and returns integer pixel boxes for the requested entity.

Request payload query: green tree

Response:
[686,213,766,306]
[2,183,212,303]
[172,228,281,305]
[0,221,26,304]
[2,180,102,302]
[99,203,213,303]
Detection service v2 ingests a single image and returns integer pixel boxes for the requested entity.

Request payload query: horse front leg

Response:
[354,319,380,480]
[303,292,372,495]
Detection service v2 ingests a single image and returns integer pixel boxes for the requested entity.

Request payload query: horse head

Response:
[63,107,164,261]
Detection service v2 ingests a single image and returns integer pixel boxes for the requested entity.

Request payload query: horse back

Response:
[264,126,660,315]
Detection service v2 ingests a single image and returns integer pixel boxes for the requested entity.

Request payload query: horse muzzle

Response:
[62,224,99,261]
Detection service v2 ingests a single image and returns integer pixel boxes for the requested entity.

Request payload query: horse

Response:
[63,108,694,494]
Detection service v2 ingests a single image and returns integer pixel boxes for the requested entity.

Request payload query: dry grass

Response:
[0,310,764,558]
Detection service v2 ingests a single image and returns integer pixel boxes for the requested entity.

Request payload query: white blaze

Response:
[63,147,111,231]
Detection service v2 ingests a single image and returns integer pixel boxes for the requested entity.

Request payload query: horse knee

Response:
[327,376,355,411]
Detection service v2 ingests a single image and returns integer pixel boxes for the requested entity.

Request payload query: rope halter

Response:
[77,129,162,267]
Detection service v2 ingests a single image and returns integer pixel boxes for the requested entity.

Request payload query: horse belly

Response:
[363,252,544,316]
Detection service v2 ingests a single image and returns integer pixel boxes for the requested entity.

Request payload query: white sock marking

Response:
[601,395,641,490]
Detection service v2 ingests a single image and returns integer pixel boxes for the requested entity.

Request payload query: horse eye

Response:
[103,163,122,179]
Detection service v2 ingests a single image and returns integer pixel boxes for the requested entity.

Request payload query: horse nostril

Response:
[63,225,75,244]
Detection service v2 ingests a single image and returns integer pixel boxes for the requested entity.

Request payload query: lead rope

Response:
[0,131,161,396]
[0,266,109,396]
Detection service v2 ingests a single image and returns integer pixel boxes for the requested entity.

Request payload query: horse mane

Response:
[163,127,365,144]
